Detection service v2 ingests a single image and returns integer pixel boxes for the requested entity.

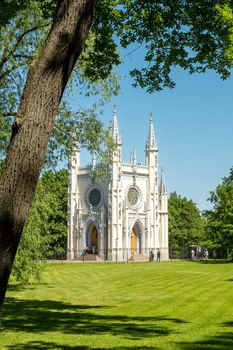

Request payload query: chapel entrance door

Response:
[131,228,137,254]
[90,226,98,254]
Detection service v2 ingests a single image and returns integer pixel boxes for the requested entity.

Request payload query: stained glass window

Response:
[89,188,101,207]
[128,187,139,206]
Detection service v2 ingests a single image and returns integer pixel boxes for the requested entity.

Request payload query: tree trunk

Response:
[0,0,95,325]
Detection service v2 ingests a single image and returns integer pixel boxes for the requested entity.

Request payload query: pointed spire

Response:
[91,151,97,171]
[146,113,157,150]
[112,105,121,143]
[130,151,132,164]
[132,147,137,165]
[159,168,167,195]
[71,130,80,153]
[70,131,80,167]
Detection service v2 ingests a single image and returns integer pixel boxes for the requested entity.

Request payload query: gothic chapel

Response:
[67,109,168,261]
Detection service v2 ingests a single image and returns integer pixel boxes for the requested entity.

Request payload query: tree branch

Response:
[0,23,49,71]
[54,124,75,134]
[0,60,30,80]
[1,112,17,117]
[8,73,22,96]
[122,44,143,59]
[13,54,34,61]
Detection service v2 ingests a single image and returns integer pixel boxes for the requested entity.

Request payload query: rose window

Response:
[128,187,139,206]
[88,188,101,207]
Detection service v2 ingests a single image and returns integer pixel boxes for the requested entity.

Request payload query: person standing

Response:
[92,244,96,254]
[149,250,154,262]
[191,249,195,260]
[204,248,208,260]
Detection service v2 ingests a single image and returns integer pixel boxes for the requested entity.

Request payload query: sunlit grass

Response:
[1,261,233,349]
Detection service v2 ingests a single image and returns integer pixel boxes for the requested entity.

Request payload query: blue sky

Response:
[77,59,233,211]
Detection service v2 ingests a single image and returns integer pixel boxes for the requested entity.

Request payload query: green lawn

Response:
[1,261,233,350]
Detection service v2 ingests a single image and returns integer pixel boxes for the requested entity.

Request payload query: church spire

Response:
[159,168,167,195]
[91,151,97,171]
[132,147,137,165]
[146,113,157,150]
[112,105,121,143]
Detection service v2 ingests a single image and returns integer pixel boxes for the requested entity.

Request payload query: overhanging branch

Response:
[1,112,17,117]
[0,23,49,71]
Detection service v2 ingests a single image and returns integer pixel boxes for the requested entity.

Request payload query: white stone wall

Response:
[67,114,169,261]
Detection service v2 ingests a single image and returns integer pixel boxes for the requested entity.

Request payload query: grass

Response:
[1,261,233,349]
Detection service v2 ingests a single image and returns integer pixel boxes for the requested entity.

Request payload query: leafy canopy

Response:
[92,0,233,91]
[168,192,204,256]
[0,0,120,166]
[2,0,233,92]
[204,167,233,254]
[1,0,233,165]
[12,169,68,283]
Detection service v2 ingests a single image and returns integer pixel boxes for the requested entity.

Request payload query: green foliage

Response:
[46,100,118,169]
[203,167,233,255]
[0,0,56,26]
[216,3,233,61]
[12,181,51,284]
[1,0,233,166]
[39,169,68,257]
[0,1,120,165]
[12,169,68,283]
[0,0,30,26]
[5,0,233,93]
[0,1,50,159]
[168,192,204,255]
[91,0,233,92]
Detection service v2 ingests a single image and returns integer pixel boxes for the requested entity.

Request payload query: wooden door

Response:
[131,229,137,254]
[91,227,98,252]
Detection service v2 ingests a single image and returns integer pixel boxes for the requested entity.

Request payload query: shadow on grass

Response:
[7,282,53,292]
[177,333,233,350]
[3,297,187,341]
[177,320,233,350]
[197,259,231,264]
[6,342,160,350]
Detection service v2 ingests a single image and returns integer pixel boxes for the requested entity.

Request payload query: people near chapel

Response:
[91,244,94,254]
[157,249,161,262]
[191,249,195,260]
[84,245,89,254]
[204,248,208,260]
[149,250,154,262]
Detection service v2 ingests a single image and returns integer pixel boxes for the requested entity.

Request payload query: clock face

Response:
[128,187,139,207]
[88,188,101,207]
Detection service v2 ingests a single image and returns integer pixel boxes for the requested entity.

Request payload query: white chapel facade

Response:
[67,109,169,261]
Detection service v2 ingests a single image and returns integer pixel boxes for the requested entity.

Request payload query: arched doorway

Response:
[91,226,98,253]
[131,228,137,254]
[131,222,142,254]
[86,224,98,254]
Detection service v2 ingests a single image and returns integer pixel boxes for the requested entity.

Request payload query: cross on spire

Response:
[146,113,157,150]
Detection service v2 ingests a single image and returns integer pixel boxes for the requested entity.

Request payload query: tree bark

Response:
[0,0,95,324]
